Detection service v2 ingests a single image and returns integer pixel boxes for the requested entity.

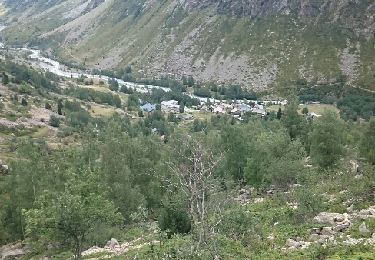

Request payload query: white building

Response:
[161,100,180,113]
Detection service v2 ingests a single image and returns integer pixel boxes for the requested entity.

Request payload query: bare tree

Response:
[167,135,222,249]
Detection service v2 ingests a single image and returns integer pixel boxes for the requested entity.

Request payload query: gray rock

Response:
[286,238,302,248]
[333,222,350,232]
[314,212,345,225]
[359,222,370,235]
[321,227,335,236]
[309,234,320,242]
[0,164,8,175]
[106,238,119,248]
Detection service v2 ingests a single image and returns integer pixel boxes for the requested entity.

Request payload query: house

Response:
[251,104,266,116]
[238,104,252,114]
[161,100,180,113]
[213,105,226,114]
[140,103,156,113]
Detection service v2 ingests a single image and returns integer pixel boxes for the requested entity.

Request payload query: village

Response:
[139,98,289,121]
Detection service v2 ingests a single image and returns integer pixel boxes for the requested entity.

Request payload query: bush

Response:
[49,115,60,128]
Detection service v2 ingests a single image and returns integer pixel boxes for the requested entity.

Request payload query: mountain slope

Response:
[1,0,375,91]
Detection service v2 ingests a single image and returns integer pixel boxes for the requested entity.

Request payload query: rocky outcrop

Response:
[285,205,375,250]
[0,243,30,260]
[82,238,159,258]
[0,160,9,175]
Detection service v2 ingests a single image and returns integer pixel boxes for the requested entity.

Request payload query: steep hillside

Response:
[1,0,375,91]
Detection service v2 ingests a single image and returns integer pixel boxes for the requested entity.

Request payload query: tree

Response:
[58,100,63,115]
[45,102,52,110]
[109,78,119,92]
[21,98,28,106]
[2,72,9,85]
[360,117,375,164]
[138,110,144,117]
[114,95,122,108]
[179,103,185,113]
[309,111,345,168]
[282,96,302,139]
[187,76,195,87]
[49,115,60,128]
[24,170,122,259]
[277,107,282,119]
[167,135,221,248]
[302,107,309,115]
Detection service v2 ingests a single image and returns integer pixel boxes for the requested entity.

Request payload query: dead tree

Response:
[167,135,222,249]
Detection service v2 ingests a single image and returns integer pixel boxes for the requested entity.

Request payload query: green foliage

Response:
[360,117,375,164]
[282,95,303,139]
[24,169,123,258]
[45,102,52,110]
[21,97,28,106]
[302,107,309,115]
[65,87,122,107]
[298,84,375,121]
[2,72,9,85]
[309,111,345,168]
[49,115,60,128]
[158,197,191,237]
[0,61,57,91]
[108,78,119,92]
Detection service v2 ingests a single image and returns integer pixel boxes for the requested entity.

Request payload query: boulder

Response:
[359,222,370,235]
[309,234,320,242]
[333,222,350,232]
[0,243,28,260]
[314,212,345,225]
[349,160,359,173]
[286,239,302,249]
[106,238,119,249]
[321,227,335,236]
[358,206,375,219]
[0,164,8,175]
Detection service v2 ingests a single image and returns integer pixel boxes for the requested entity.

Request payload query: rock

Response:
[317,235,330,244]
[321,227,335,236]
[359,222,370,235]
[106,238,119,249]
[0,164,8,175]
[0,243,28,259]
[358,206,375,219]
[344,237,364,246]
[286,238,302,249]
[239,188,250,196]
[333,222,350,232]
[314,212,345,225]
[365,233,375,245]
[309,234,320,242]
[254,197,265,203]
[301,241,311,249]
[349,160,359,173]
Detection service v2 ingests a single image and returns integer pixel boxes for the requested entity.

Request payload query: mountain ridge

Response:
[1,0,375,91]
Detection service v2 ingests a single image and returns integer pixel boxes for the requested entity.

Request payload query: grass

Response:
[31,127,51,138]
[89,103,116,118]
[267,104,339,116]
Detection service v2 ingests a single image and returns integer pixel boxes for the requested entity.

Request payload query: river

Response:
[7,45,223,104]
